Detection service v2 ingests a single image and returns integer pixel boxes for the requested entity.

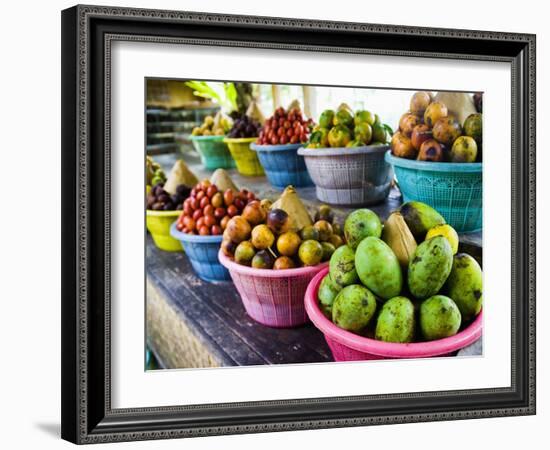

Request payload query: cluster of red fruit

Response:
[176,180,257,236]
[257,107,312,146]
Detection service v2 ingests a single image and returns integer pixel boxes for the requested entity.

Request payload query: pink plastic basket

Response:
[305,267,483,361]
[218,250,328,328]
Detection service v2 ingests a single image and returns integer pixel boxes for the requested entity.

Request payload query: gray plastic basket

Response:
[297,145,392,206]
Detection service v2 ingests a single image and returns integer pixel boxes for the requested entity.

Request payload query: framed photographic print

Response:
[61,4,536,444]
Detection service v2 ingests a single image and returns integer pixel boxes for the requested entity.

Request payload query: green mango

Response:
[408,236,453,299]
[328,124,352,147]
[371,123,387,143]
[318,274,341,319]
[419,295,461,340]
[329,245,358,287]
[344,209,382,250]
[319,110,335,129]
[346,139,364,148]
[375,296,415,343]
[309,128,330,147]
[400,201,446,240]
[445,253,483,321]
[333,109,354,128]
[354,110,375,126]
[332,284,377,332]
[354,122,373,144]
[355,237,403,300]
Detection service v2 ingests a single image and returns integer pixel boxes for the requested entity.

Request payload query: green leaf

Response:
[223,83,238,111]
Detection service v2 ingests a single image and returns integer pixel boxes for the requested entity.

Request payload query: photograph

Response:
[145,79,483,370]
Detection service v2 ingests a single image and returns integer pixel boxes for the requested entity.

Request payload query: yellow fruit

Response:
[425,224,459,255]
[381,212,417,269]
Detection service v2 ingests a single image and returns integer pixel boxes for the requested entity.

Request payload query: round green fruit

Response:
[419,295,461,340]
[344,209,382,250]
[332,284,377,332]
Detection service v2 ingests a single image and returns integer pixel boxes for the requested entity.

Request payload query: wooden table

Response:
[147,149,482,369]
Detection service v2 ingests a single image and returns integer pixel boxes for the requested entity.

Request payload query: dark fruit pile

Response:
[390,91,482,163]
[176,180,258,236]
[222,204,344,270]
[257,107,312,146]
[227,115,262,138]
[147,183,191,211]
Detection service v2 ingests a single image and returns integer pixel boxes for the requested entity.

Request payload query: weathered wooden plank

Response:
[146,236,333,368]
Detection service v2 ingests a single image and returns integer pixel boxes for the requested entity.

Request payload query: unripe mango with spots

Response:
[408,236,453,299]
[445,253,483,321]
[355,237,403,300]
[375,296,415,343]
[332,284,377,332]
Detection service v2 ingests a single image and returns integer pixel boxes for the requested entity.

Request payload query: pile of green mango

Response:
[306,103,392,149]
[318,201,483,344]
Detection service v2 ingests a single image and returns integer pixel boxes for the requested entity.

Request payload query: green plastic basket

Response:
[190,135,236,170]
[385,151,482,232]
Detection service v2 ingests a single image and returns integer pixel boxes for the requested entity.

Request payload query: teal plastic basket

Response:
[190,135,236,170]
[385,151,482,232]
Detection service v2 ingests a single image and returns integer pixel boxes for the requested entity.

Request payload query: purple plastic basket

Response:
[170,223,230,282]
[218,250,328,328]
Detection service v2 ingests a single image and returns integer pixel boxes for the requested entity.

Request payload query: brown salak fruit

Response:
[418,139,444,162]
[411,124,433,150]
[424,101,448,128]
[391,132,417,159]
[432,117,462,147]
[381,212,417,269]
[410,91,432,116]
[399,113,421,137]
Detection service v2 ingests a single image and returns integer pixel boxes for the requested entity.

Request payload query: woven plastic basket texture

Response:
[170,224,230,282]
[304,268,483,361]
[146,210,182,252]
[298,145,392,206]
[250,143,313,189]
[385,152,482,232]
[190,135,235,170]
[223,137,264,176]
[219,250,328,328]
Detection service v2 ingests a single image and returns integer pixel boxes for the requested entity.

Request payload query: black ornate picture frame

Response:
[61,4,536,444]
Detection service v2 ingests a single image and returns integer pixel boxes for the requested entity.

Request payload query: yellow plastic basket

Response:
[223,137,264,176]
[146,210,182,252]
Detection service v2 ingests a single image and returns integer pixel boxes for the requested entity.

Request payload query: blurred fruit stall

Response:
[145,80,483,369]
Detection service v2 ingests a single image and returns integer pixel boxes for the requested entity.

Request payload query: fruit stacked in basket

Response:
[146,158,198,252]
[385,91,483,232]
[306,201,483,360]
[390,91,482,162]
[170,171,259,282]
[218,186,344,327]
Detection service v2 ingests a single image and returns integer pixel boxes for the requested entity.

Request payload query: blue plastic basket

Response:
[385,151,482,232]
[189,135,236,170]
[170,223,230,282]
[250,143,313,189]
